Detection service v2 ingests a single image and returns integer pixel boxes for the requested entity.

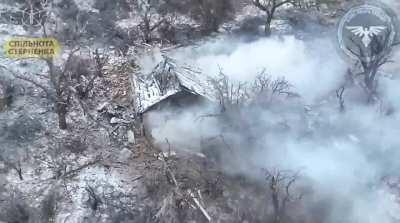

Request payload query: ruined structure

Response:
[132,56,218,137]
[133,56,217,114]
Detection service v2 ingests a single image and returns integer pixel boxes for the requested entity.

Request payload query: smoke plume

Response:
[140,28,400,222]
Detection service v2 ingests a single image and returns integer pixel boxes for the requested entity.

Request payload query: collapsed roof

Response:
[133,56,217,113]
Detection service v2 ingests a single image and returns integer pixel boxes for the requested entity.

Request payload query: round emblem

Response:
[337,4,397,62]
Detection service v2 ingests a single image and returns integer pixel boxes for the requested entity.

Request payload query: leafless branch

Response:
[264,168,302,223]
[336,86,345,112]
[346,28,398,103]
[252,0,298,35]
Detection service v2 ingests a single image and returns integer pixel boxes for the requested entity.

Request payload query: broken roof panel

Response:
[133,56,217,113]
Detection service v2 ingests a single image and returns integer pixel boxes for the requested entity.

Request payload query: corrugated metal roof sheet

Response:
[133,56,217,113]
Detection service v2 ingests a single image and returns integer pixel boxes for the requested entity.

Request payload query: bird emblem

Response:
[346,26,387,47]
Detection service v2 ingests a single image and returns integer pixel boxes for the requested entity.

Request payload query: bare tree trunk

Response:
[56,101,68,130]
[143,21,151,43]
[265,15,273,36]
[364,66,379,103]
[264,7,276,36]
[272,193,280,223]
[270,177,281,223]
[17,164,23,181]
[13,161,24,181]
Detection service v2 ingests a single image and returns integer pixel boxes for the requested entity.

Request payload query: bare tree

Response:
[0,52,80,130]
[264,169,302,223]
[252,0,297,35]
[161,0,233,34]
[251,71,295,106]
[1,2,107,129]
[49,49,80,129]
[346,29,398,103]
[208,70,296,134]
[211,70,294,111]
[12,0,52,28]
[130,0,167,43]
[210,69,250,112]
[191,0,234,33]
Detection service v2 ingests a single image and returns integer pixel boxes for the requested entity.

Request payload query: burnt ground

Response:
[0,50,280,223]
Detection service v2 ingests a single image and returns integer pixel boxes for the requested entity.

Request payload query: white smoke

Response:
[140,31,400,222]
[170,35,346,102]
[146,104,220,153]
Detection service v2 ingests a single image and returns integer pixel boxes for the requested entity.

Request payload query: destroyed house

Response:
[133,57,217,114]
[132,57,218,138]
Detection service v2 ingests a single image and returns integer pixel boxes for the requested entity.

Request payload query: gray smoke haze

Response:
[170,36,346,102]
[140,30,400,222]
